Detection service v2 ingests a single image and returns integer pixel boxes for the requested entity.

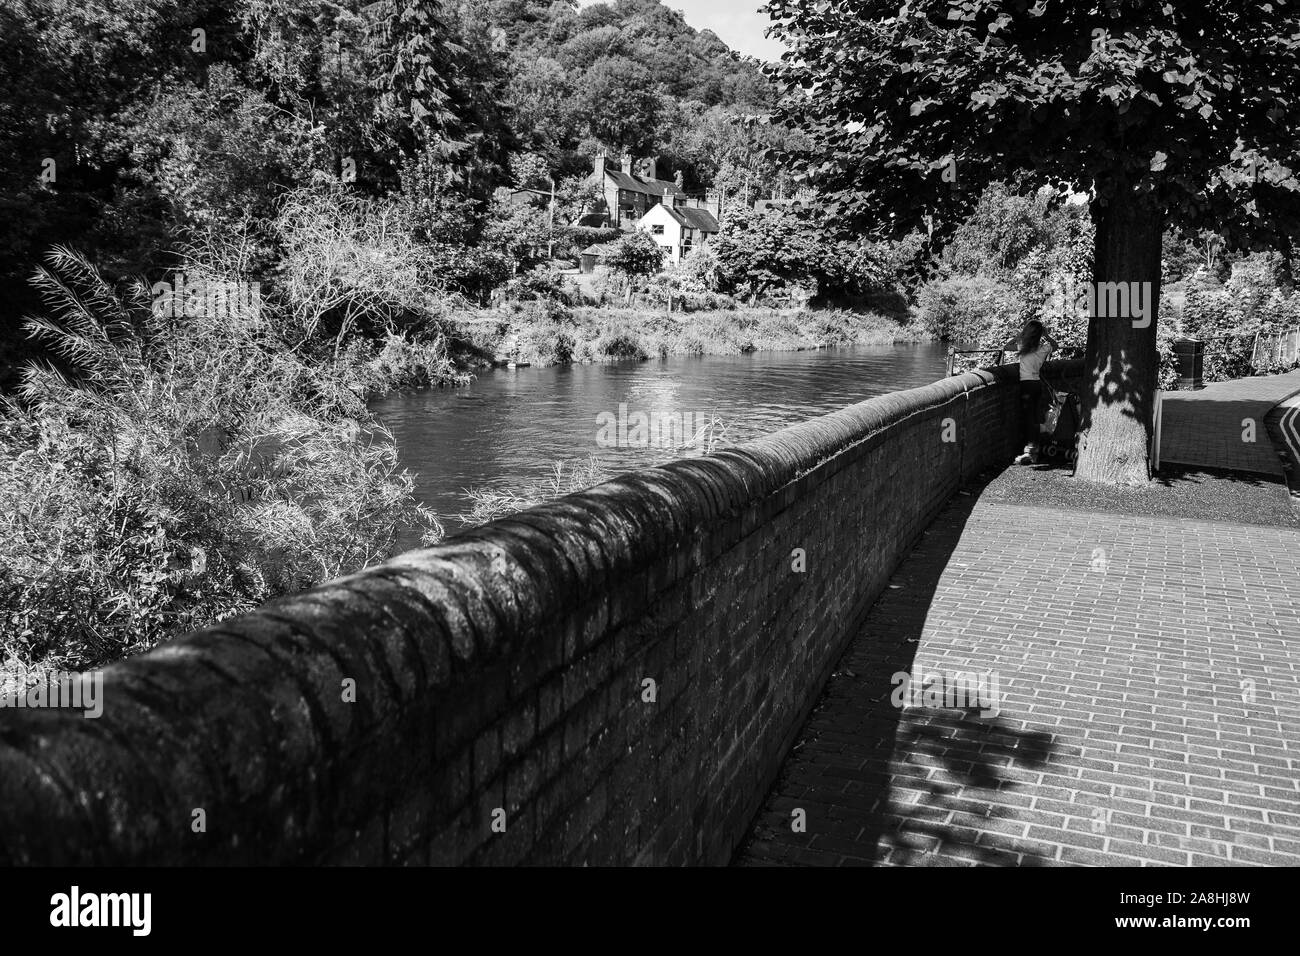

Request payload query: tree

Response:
[666,104,807,203]
[370,0,461,152]
[365,0,516,192]
[710,203,887,301]
[573,55,663,155]
[606,230,664,301]
[767,1,1300,484]
[510,152,552,190]
[711,206,822,300]
[0,0,233,381]
[481,198,552,275]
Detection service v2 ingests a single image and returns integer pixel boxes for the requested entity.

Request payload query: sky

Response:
[576,0,787,62]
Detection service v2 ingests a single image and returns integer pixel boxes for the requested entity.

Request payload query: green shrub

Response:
[0,248,440,686]
[514,314,577,366]
[1157,321,1180,390]
[915,275,1021,344]
[498,265,577,305]
[916,182,1093,353]
[1180,259,1299,382]
[597,331,648,359]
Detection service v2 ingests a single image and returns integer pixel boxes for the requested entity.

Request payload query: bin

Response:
[1172,338,1204,389]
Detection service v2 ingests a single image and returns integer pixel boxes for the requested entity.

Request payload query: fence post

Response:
[1151,390,1164,475]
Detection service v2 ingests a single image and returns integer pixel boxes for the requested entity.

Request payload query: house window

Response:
[651,224,664,235]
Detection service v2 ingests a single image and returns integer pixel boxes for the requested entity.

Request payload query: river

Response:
[372,343,949,537]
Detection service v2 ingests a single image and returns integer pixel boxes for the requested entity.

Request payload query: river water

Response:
[372,343,949,532]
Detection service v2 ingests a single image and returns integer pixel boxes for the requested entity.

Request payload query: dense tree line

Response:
[0,0,790,384]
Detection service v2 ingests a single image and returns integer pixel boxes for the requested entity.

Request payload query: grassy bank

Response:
[447,305,926,369]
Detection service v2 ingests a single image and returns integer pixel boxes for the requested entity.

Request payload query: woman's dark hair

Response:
[1016,320,1045,357]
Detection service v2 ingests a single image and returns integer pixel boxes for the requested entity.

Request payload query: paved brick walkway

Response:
[735,478,1300,867]
[1159,370,1300,475]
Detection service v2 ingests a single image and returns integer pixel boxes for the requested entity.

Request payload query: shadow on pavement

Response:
[735,474,1058,867]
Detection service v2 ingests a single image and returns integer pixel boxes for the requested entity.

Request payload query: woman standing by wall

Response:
[1014,319,1057,464]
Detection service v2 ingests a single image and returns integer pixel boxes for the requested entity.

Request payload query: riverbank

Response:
[444,304,925,370]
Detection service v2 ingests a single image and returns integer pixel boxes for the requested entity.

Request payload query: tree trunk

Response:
[1279,236,1295,291]
[1073,199,1164,485]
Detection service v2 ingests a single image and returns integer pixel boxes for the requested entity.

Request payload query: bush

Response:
[272,183,439,348]
[1157,321,1180,390]
[607,231,665,280]
[916,182,1093,353]
[554,225,622,262]
[1180,257,1299,382]
[497,265,577,305]
[512,308,577,366]
[644,264,736,311]
[342,331,468,396]
[915,275,1021,344]
[563,225,622,247]
[596,330,649,359]
[0,248,439,686]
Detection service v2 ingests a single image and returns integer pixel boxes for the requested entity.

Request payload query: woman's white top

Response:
[1019,340,1054,381]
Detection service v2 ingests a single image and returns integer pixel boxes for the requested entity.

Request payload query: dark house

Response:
[586,153,688,230]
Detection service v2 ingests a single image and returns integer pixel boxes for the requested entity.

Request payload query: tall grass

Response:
[451,417,732,527]
[0,247,443,688]
[455,457,615,527]
[454,304,923,368]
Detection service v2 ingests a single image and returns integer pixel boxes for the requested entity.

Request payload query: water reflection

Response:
[372,343,949,523]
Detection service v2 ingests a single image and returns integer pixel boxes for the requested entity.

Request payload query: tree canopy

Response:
[767,0,1300,249]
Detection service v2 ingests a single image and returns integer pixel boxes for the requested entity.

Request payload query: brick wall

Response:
[0,360,1085,865]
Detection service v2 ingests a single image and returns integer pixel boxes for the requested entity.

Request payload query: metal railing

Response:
[1251,327,1300,371]
[947,348,1008,376]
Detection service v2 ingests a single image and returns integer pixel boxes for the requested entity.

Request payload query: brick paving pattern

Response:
[1159,370,1300,475]
[735,486,1300,866]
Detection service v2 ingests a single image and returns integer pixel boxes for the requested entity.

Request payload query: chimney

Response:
[592,151,607,177]
[620,153,633,175]
[642,157,657,180]
[704,189,721,218]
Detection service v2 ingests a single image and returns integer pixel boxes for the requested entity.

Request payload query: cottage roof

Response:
[652,203,720,233]
[496,186,552,206]
[603,168,685,198]
[675,206,719,233]
[581,241,623,256]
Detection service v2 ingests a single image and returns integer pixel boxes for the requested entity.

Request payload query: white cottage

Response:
[636,199,720,265]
